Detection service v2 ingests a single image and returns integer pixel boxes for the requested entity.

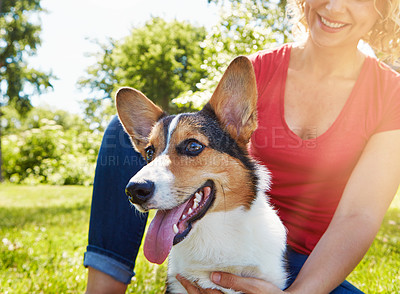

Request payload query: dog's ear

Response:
[116,87,164,152]
[205,56,257,146]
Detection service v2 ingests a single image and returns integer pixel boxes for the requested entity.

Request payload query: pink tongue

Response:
[143,199,190,264]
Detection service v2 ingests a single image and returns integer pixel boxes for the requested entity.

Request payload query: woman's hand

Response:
[176,274,223,294]
[176,272,286,294]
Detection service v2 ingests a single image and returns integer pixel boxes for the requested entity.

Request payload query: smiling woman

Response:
[289,0,400,62]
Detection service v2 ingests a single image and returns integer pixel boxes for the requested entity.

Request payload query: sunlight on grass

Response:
[0,184,399,293]
[347,188,400,292]
[0,184,92,293]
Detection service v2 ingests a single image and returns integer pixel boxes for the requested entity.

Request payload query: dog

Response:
[116,56,287,293]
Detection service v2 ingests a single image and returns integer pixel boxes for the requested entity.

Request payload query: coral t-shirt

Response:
[248,44,400,255]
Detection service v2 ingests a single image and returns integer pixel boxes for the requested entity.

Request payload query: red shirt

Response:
[248,44,400,254]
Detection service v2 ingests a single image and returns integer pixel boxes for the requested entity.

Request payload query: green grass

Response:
[0,184,91,293]
[0,184,399,293]
[347,192,400,293]
[0,184,166,294]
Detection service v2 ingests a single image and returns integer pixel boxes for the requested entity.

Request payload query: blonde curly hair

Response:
[287,0,400,63]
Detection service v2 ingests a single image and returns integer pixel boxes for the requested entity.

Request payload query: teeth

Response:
[178,191,203,224]
[173,224,179,234]
[320,16,346,29]
[195,192,202,202]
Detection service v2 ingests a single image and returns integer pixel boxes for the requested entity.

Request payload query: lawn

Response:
[0,184,399,293]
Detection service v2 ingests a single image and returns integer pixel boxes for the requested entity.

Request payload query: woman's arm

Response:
[179,130,400,294]
[288,130,400,293]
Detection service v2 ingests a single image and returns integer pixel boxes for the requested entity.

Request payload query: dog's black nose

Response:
[125,180,155,205]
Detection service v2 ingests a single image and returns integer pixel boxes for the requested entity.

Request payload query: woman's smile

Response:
[318,14,349,31]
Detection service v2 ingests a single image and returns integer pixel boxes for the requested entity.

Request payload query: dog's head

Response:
[116,56,259,264]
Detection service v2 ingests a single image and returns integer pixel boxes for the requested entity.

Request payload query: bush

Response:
[3,118,101,185]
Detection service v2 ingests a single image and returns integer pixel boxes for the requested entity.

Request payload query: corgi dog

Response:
[116,56,287,293]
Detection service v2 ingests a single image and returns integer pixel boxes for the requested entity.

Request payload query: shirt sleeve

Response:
[373,68,400,134]
[248,44,291,98]
[248,49,274,96]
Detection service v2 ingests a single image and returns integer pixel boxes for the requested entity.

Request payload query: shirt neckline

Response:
[279,44,370,143]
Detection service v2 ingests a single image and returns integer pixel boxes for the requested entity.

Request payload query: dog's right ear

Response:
[204,56,257,147]
[116,87,164,152]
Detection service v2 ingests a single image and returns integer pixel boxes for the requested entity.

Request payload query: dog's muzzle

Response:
[125,180,155,205]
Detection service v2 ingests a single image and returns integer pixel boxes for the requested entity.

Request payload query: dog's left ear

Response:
[204,56,257,147]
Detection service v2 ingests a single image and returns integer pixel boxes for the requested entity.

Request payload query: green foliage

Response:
[0,0,55,182]
[0,0,53,114]
[1,106,90,136]
[78,17,207,129]
[79,2,293,125]
[77,38,118,131]
[173,0,292,110]
[2,107,100,185]
[0,184,399,293]
[115,18,207,111]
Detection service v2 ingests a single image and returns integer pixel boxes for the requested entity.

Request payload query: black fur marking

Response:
[198,105,259,200]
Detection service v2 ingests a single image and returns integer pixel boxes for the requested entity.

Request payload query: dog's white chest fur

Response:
[167,194,287,294]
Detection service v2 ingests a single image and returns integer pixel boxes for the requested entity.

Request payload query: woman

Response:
[85,0,400,293]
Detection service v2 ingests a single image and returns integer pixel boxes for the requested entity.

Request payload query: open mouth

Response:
[319,15,348,29]
[143,180,216,264]
[173,180,216,245]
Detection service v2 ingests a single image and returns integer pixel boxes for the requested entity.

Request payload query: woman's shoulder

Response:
[365,56,400,87]
[248,43,292,81]
[362,56,400,134]
[248,43,292,65]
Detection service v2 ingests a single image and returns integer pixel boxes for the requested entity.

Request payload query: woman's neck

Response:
[291,38,366,80]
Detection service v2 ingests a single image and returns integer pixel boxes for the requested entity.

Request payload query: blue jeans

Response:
[84,116,363,293]
[286,247,364,293]
[83,116,148,284]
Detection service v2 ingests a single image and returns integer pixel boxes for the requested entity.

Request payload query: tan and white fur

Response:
[116,56,287,293]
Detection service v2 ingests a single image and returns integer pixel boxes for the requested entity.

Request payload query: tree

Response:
[174,0,292,109]
[78,17,207,130]
[0,0,53,181]
[79,2,292,127]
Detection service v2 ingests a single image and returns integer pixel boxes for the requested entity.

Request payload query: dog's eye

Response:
[144,146,155,163]
[184,140,204,156]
